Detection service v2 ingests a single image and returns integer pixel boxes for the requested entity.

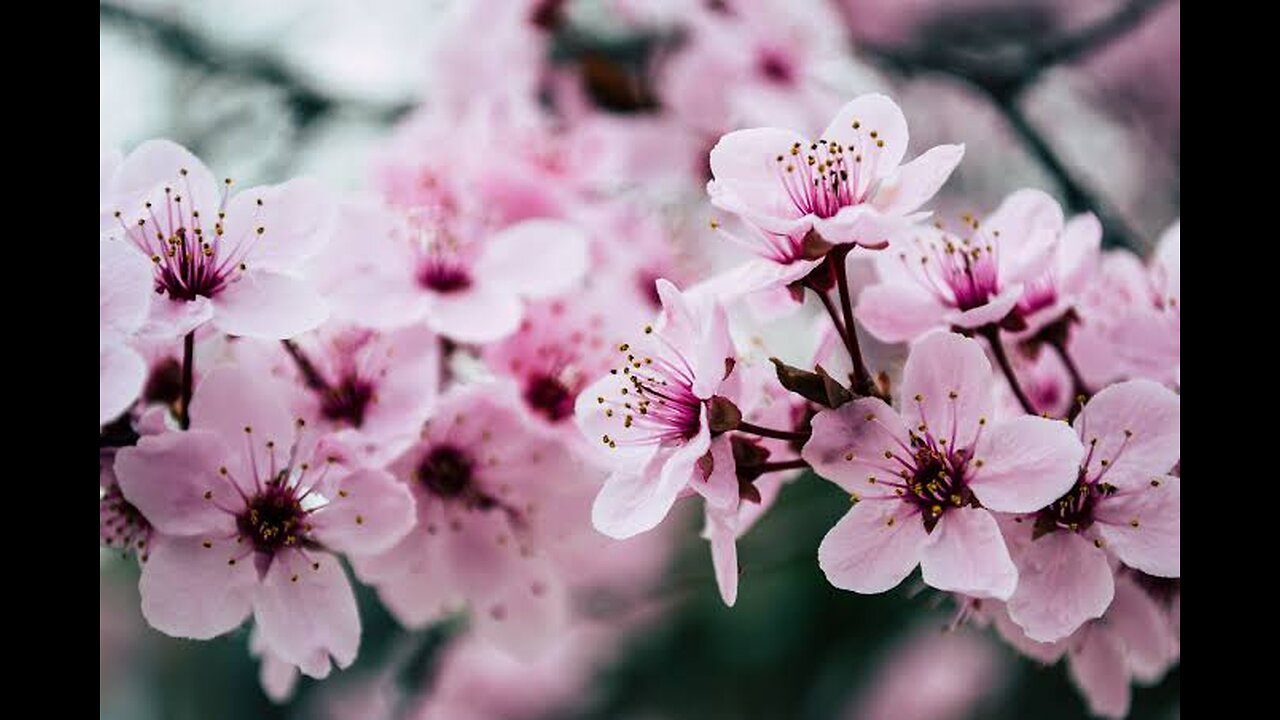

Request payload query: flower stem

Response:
[830,247,875,396]
[754,459,810,475]
[1048,336,1091,409]
[281,339,330,392]
[980,325,1036,415]
[737,420,810,443]
[179,331,195,430]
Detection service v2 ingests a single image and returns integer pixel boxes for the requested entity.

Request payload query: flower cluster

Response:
[101,5,1177,717]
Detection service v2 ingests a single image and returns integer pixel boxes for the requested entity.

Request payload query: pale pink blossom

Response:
[314,201,588,344]
[1014,212,1102,333]
[856,189,1066,343]
[708,93,964,255]
[1072,221,1180,387]
[991,574,1179,719]
[1002,379,1179,642]
[113,366,416,678]
[103,139,333,340]
[238,322,440,464]
[803,331,1082,599]
[659,0,852,137]
[354,384,595,661]
[483,296,620,430]
[575,279,738,539]
[101,239,154,424]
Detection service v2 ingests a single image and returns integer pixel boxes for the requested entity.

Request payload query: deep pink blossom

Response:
[103,140,333,340]
[803,331,1082,598]
[113,366,415,678]
[574,280,737,539]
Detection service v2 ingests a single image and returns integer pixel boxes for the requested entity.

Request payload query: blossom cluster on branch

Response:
[101,2,1178,717]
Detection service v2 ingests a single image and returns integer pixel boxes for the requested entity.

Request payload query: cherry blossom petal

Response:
[212,271,329,340]
[1068,629,1130,720]
[901,331,994,449]
[139,534,256,639]
[920,507,1017,599]
[818,500,927,594]
[254,551,360,677]
[115,430,236,536]
[476,219,589,300]
[1095,475,1180,577]
[854,282,948,344]
[100,342,147,425]
[870,144,965,216]
[820,94,909,175]
[1075,380,1180,487]
[970,415,1082,512]
[424,286,522,343]
[312,468,417,556]
[803,398,911,495]
[1007,531,1115,642]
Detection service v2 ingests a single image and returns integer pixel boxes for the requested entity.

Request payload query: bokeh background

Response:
[100,1,1180,718]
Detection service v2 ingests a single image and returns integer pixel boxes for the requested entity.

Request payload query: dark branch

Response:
[857,0,1171,252]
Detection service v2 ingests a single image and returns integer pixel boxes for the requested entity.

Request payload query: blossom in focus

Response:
[708,93,963,259]
[575,279,738,539]
[100,239,154,424]
[103,140,333,340]
[803,331,1082,599]
[1002,379,1179,642]
[113,366,416,679]
[354,384,596,660]
[856,189,1066,343]
[314,201,588,344]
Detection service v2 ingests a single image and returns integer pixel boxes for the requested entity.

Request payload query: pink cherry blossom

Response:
[856,189,1066,343]
[101,448,153,560]
[574,279,738,539]
[990,573,1179,719]
[103,140,333,340]
[803,331,1083,599]
[1014,211,1102,334]
[708,93,964,254]
[314,200,588,343]
[353,384,595,661]
[101,239,154,424]
[1072,221,1180,387]
[113,366,416,678]
[659,0,852,137]
[1001,379,1179,642]
[483,294,635,432]
[237,322,441,465]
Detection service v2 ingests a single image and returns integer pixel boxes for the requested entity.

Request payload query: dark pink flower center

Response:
[321,376,375,428]
[773,129,887,219]
[900,435,978,533]
[525,374,574,422]
[417,263,472,293]
[757,48,795,84]
[898,219,1003,312]
[115,176,263,302]
[237,476,309,553]
[1031,433,1136,539]
[596,332,703,451]
[418,445,475,498]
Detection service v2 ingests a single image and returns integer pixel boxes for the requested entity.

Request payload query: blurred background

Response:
[100,1,1180,718]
